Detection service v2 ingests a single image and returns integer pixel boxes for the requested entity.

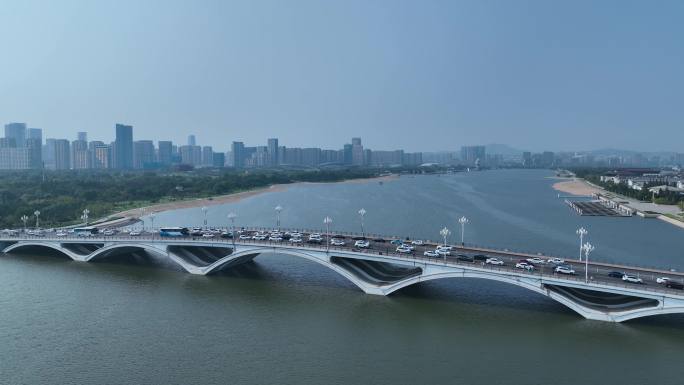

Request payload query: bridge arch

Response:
[205,247,383,294]
[2,241,80,261]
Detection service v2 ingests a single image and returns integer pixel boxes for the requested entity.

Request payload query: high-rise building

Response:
[158,141,173,165]
[92,144,111,169]
[53,139,71,170]
[231,141,245,168]
[133,140,155,169]
[179,145,202,166]
[267,138,279,166]
[188,135,196,146]
[71,140,89,169]
[77,132,88,142]
[28,128,43,143]
[352,137,362,146]
[351,138,364,166]
[343,144,353,165]
[212,152,225,168]
[4,123,27,147]
[461,145,486,166]
[114,124,133,169]
[522,152,532,167]
[302,148,321,166]
[202,146,213,166]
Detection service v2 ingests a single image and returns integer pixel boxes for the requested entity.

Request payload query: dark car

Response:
[473,254,488,261]
[457,255,474,263]
[607,271,625,278]
[220,232,233,238]
[666,281,684,290]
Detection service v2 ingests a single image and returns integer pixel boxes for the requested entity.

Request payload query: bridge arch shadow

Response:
[2,243,76,260]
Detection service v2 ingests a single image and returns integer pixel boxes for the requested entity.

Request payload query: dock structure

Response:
[565,199,633,217]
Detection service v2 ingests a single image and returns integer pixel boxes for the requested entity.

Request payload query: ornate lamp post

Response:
[458,216,469,245]
[34,210,40,229]
[201,206,208,228]
[576,227,588,261]
[228,212,237,248]
[582,242,595,283]
[440,227,451,264]
[275,205,283,230]
[81,208,90,226]
[358,208,366,237]
[21,215,28,232]
[324,216,333,252]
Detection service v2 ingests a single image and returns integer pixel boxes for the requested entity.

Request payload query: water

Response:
[2,169,684,385]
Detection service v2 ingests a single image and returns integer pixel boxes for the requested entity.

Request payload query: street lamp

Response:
[440,227,451,264]
[34,210,40,229]
[20,215,28,232]
[582,242,595,283]
[576,227,588,261]
[358,208,366,237]
[458,216,469,245]
[81,208,90,227]
[228,212,237,248]
[275,205,283,230]
[149,212,156,232]
[201,206,208,228]
[324,216,333,252]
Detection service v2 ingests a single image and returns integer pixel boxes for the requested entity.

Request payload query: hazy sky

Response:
[1,0,682,152]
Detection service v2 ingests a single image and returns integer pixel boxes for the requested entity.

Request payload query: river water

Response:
[2,169,683,385]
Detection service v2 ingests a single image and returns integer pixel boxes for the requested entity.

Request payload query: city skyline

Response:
[1,1,683,152]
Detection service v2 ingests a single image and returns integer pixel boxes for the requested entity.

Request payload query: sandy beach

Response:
[551,178,602,196]
[98,174,398,226]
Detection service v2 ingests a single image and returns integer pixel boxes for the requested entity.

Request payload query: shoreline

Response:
[96,174,398,227]
[551,178,601,196]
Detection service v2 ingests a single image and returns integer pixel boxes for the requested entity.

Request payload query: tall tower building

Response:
[4,123,27,147]
[28,128,43,144]
[77,132,88,142]
[114,124,133,169]
[158,141,173,165]
[231,141,245,168]
[188,135,196,146]
[267,138,279,166]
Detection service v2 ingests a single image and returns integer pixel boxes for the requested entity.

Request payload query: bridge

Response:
[2,228,684,323]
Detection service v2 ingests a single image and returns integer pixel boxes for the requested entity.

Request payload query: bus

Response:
[159,227,189,237]
[74,226,99,236]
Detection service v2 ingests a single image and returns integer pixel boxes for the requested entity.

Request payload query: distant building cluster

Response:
[0,122,423,170]
[599,170,684,194]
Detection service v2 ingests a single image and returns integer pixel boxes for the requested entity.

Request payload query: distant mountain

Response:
[485,143,526,156]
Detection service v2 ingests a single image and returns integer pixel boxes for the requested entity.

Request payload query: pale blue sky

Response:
[1,0,682,152]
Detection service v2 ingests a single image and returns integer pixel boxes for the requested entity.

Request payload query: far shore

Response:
[96,174,398,227]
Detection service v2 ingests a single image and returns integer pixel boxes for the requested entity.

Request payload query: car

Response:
[220,232,233,238]
[289,232,302,238]
[457,255,474,262]
[622,274,643,284]
[485,257,504,265]
[56,232,68,237]
[330,238,345,246]
[103,230,115,236]
[666,281,684,290]
[190,230,203,236]
[411,240,424,246]
[396,246,412,254]
[129,231,141,236]
[202,233,215,238]
[239,234,252,240]
[656,277,671,284]
[268,236,282,242]
[289,237,303,244]
[526,257,545,265]
[554,265,576,275]
[436,249,451,256]
[607,271,625,278]
[436,245,452,251]
[401,244,415,251]
[516,262,534,271]
[354,240,370,248]
[252,234,267,241]
[473,254,488,261]
[390,239,404,246]
[547,258,565,264]
[423,250,439,257]
[351,236,366,241]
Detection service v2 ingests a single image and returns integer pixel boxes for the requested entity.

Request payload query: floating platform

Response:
[565,200,632,217]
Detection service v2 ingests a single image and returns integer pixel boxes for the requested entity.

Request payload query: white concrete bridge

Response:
[2,230,684,323]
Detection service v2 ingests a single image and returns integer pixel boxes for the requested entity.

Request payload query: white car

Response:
[252,234,267,241]
[354,240,370,248]
[411,240,424,246]
[269,236,283,242]
[656,277,671,284]
[289,237,303,244]
[239,234,252,240]
[289,232,302,238]
[423,250,439,257]
[56,232,68,237]
[103,230,115,236]
[436,249,451,256]
[555,265,575,275]
[202,233,215,238]
[547,258,565,265]
[526,257,545,265]
[396,246,412,254]
[401,244,416,251]
[622,274,643,284]
[436,245,452,251]
[330,238,345,246]
[129,231,141,236]
[516,262,534,271]
[486,257,504,266]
